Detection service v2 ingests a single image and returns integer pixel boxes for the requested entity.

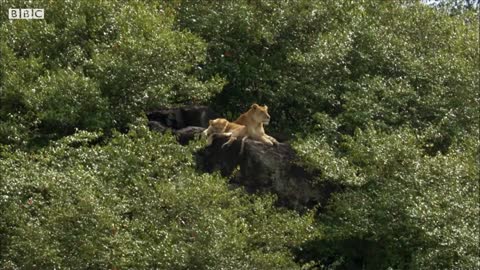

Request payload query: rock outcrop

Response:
[148,105,342,211]
[195,135,342,211]
[147,106,218,145]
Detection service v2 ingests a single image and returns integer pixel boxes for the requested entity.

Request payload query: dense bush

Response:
[0,0,478,269]
[292,117,479,268]
[293,128,479,269]
[175,1,478,142]
[328,129,479,269]
[175,3,479,267]
[0,0,224,146]
[0,126,317,269]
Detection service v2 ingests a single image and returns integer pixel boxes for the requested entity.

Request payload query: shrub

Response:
[0,127,317,269]
[175,1,479,145]
[0,0,225,146]
[298,128,479,269]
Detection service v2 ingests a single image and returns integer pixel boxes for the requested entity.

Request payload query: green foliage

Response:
[0,0,478,269]
[0,0,224,146]
[426,0,479,14]
[174,5,479,266]
[175,1,478,141]
[34,69,109,135]
[298,128,479,269]
[0,127,316,269]
[89,2,225,127]
[292,136,364,186]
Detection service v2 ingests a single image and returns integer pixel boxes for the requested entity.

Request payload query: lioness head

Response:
[202,118,229,137]
[250,104,271,125]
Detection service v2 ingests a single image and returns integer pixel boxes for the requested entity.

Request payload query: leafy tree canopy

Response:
[0,0,478,269]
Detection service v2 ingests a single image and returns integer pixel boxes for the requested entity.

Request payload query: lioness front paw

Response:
[266,135,278,145]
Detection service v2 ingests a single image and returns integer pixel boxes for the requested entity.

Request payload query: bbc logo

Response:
[9,9,44,20]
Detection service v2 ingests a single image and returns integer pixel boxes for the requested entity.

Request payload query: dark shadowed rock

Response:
[181,106,218,128]
[195,136,342,211]
[174,126,205,145]
[148,108,185,129]
[148,121,168,133]
[195,134,245,176]
[147,105,218,129]
[147,105,218,144]
[266,131,291,143]
[148,105,341,211]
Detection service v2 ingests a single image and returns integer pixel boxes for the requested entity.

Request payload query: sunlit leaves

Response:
[0,0,225,146]
[323,128,479,269]
[293,136,364,186]
[0,128,316,268]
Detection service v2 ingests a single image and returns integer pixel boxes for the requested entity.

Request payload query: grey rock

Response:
[181,106,218,128]
[147,105,218,129]
[174,126,205,145]
[195,135,342,211]
[147,108,185,129]
[147,105,218,144]
[148,121,168,133]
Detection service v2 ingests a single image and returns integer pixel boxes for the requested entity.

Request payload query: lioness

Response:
[202,118,249,153]
[233,103,278,146]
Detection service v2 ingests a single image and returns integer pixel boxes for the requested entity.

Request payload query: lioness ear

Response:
[264,105,268,110]
[251,103,259,110]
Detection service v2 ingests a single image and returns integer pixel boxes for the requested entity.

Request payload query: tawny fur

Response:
[233,103,278,146]
[202,118,249,153]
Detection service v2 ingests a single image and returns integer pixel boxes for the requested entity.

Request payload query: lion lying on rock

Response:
[202,118,249,153]
[202,104,278,153]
